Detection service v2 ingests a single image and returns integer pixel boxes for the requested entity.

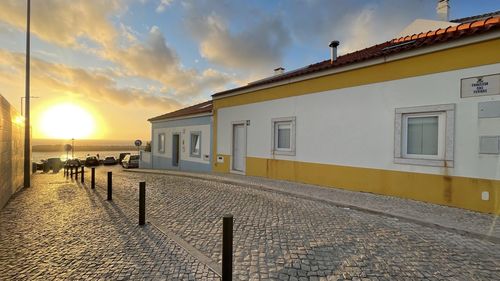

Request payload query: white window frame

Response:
[271,117,296,156]
[158,133,165,153]
[189,131,201,158]
[394,104,455,167]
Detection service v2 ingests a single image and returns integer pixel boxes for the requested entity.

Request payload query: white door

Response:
[232,123,246,172]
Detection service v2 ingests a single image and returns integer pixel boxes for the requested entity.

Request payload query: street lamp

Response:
[23,0,31,188]
[20,96,39,116]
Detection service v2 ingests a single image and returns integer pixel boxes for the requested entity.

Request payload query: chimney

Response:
[274,67,285,75]
[437,0,450,21]
[329,40,340,63]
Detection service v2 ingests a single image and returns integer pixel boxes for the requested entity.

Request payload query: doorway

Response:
[172,134,180,167]
[232,123,246,172]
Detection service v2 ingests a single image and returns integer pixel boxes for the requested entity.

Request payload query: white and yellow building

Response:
[211,16,500,214]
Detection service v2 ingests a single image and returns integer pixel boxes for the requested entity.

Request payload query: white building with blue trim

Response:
[144,100,212,172]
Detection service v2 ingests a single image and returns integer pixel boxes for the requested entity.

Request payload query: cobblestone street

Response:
[91,166,500,281]
[0,172,219,280]
[1,168,499,280]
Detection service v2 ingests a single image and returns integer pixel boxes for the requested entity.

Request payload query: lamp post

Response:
[71,138,75,159]
[20,96,39,116]
[23,0,31,188]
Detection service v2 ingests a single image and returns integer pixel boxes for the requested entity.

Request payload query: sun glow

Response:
[39,103,96,139]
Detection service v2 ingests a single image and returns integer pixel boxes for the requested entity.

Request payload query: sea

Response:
[32,150,138,162]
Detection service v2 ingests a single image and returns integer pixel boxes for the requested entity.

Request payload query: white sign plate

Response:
[461,73,500,98]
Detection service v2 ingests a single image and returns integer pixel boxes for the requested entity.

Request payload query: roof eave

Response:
[148,111,212,123]
[213,30,500,100]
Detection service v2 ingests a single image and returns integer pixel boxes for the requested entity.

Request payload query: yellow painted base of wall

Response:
[215,155,500,214]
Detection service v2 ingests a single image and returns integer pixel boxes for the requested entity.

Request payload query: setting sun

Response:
[39,103,96,139]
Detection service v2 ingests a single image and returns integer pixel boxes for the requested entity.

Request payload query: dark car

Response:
[85,156,99,167]
[103,156,117,165]
[118,153,130,165]
[47,158,63,172]
[122,154,139,169]
[65,159,82,168]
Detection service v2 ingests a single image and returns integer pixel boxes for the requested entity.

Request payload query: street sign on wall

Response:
[461,73,500,98]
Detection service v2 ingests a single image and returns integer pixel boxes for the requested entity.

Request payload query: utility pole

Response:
[23,0,31,188]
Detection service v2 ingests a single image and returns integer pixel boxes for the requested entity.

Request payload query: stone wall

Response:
[0,95,25,209]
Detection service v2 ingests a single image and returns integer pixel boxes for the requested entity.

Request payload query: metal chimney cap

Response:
[274,67,285,71]
[329,40,340,48]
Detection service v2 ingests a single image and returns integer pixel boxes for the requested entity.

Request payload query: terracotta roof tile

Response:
[213,16,500,98]
[148,100,212,122]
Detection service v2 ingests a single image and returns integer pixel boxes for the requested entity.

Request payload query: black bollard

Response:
[91,168,95,189]
[70,167,74,179]
[107,171,112,200]
[139,182,146,225]
[81,166,84,184]
[222,214,233,281]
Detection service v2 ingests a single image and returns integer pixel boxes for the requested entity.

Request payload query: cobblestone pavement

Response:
[94,166,500,281]
[0,172,220,280]
[134,168,500,241]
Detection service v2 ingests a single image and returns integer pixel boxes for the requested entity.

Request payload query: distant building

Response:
[145,101,212,172]
[211,16,500,214]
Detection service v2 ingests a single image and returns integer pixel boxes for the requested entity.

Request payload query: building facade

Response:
[0,95,25,209]
[147,101,212,172]
[212,17,500,213]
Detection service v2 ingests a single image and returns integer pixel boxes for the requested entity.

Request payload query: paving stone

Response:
[90,166,500,280]
[0,173,220,280]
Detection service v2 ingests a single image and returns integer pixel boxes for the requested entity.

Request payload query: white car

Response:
[122,154,139,168]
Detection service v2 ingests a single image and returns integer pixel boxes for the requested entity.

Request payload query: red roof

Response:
[213,16,500,98]
[148,100,212,122]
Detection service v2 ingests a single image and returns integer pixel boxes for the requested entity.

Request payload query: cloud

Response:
[0,0,121,48]
[0,49,181,110]
[0,0,232,102]
[286,0,433,53]
[156,0,174,13]
[184,1,292,73]
[103,25,232,99]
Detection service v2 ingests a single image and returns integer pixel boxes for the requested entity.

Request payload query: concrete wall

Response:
[139,151,152,169]
[214,63,500,213]
[150,115,212,172]
[0,95,25,209]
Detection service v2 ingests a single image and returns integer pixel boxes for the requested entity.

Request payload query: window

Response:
[394,104,455,167]
[158,133,165,153]
[190,132,201,157]
[272,117,296,156]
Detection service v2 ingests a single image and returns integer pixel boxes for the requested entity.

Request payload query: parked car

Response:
[35,161,45,171]
[103,156,117,165]
[65,159,82,168]
[122,154,139,168]
[118,153,130,165]
[85,156,99,167]
[47,158,63,172]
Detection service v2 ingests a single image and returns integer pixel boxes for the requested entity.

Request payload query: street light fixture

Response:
[20,96,39,116]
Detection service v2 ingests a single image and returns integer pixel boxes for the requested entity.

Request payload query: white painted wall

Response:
[139,151,151,169]
[153,124,211,164]
[217,63,500,180]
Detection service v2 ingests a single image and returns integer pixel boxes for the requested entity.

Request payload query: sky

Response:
[0,0,499,142]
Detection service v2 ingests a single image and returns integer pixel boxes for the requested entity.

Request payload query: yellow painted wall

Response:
[244,157,499,214]
[213,38,500,110]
